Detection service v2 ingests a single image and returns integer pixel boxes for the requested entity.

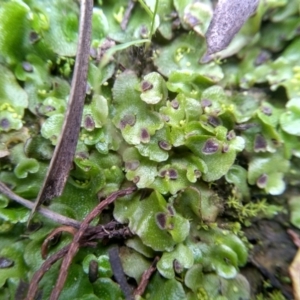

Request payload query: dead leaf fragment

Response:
[201,0,259,62]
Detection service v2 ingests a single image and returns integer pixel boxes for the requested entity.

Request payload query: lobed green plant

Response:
[0,0,299,299]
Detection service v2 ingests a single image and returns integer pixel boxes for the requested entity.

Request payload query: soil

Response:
[243,215,298,299]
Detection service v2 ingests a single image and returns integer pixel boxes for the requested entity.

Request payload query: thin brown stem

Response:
[41,226,77,259]
[0,181,81,228]
[26,244,70,300]
[109,247,133,300]
[121,0,135,30]
[134,256,159,296]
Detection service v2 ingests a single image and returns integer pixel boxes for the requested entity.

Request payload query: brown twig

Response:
[41,226,77,259]
[49,186,136,300]
[27,244,70,299]
[0,181,81,228]
[29,0,93,221]
[26,240,97,299]
[87,222,133,240]
[109,247,133,300]
[134,256,159,296]
[121,0,136,30]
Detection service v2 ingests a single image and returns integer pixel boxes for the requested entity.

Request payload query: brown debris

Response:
[109,247,134,300]
[201,0,259,62]
[121,0,136,31]
[244,219,296,299]
[25,186,136,300]
[41,226,77,259]
[134,256,159,297]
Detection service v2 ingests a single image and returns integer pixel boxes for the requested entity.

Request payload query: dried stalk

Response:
[29,0,94,221]
[0,181,81,228]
